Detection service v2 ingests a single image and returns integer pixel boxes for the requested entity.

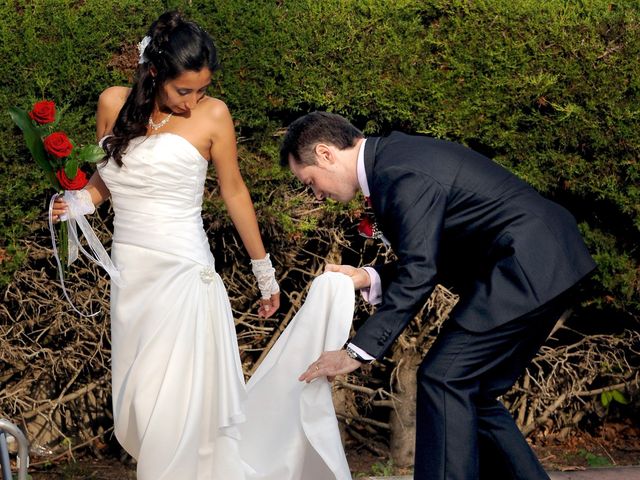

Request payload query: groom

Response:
[287,112,595,479]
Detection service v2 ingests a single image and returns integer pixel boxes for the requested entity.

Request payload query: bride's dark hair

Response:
[103,11,219,166]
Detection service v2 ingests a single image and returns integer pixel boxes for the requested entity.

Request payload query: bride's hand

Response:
[258,292,280,318]
[324,264,371,290]
[51,196,68,223]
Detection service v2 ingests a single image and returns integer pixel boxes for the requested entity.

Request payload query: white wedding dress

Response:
[97,133,353,480]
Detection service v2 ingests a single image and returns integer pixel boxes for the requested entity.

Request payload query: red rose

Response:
[56,169,88,190]
[358,217,375,238]
[44,132,73,158]
[28,100,56,124]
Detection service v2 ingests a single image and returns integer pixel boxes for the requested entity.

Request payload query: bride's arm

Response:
[83,86,131,207]
[50,88,121,220]
[209,100,266,260]
[208,99,280,318]
[51,168,110,221]
[83,171,110,207]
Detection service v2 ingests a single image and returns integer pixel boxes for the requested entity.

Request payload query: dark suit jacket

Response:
[351,132,596,359]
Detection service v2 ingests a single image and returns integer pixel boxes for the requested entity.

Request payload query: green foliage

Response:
[0,0,164,286]
[354,459,396,477]
[195,0,640,318]
[190,0,639,213]
[0,0,638,323]
[578,448,612,467]
[0,159,48,286]
[371,459,395,476]
[581,222,639,312]
[601,389,629,409]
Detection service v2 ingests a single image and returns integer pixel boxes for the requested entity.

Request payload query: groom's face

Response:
[288,150,357,203]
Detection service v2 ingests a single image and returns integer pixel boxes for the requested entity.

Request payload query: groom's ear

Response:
[314,143,334,166]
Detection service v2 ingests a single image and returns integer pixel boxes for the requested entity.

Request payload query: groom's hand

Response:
[299,349,362,383]
[325,264,371,290]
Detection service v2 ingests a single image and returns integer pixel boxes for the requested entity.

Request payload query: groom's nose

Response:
[312,187,324,200]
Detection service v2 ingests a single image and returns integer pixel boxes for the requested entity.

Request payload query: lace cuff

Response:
[251,253,280,299]
[59,189,95,221]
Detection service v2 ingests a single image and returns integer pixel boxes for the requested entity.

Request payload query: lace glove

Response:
[59,189,95,221]
[251,253,280,299]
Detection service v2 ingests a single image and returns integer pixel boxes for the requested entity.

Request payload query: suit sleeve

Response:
[372,262,398,291]
[351,169,446,359]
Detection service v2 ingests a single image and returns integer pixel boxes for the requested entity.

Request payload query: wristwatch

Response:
[345,344,372,364]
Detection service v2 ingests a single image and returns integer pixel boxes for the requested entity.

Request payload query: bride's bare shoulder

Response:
[200,96,231,116]
[96,86,131,137]
[196,96,234,135]
[98,86,130,114]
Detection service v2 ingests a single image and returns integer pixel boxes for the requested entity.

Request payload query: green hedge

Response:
[189,0,640,315]
[0,0,161,284]
[1,0,638,317]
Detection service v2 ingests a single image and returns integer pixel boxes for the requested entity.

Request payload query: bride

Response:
[53,11,352,480]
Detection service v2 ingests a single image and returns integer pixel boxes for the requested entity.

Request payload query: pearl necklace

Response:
[148,112,173,131]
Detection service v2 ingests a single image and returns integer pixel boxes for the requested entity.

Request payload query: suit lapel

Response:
[363,137,392,242]
[363,136,379,192]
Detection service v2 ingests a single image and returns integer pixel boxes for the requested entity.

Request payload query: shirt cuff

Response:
[347,342,375,362]
[361,267,382,305]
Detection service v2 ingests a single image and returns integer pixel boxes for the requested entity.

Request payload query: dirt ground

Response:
[532,423,640,473]
[346,421,640,477]
[21,422,640,479]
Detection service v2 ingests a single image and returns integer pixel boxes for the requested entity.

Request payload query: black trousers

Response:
[413,290,574,480]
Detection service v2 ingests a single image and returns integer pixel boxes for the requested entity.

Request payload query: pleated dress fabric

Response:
[98,133,353,479]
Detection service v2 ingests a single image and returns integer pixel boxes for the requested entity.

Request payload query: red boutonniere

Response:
[358,216,382,239]
[358,196,383,240]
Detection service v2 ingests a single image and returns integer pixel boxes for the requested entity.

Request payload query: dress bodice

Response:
[98,133,214,266]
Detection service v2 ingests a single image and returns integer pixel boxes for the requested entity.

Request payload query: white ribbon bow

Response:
[48,192,123,317]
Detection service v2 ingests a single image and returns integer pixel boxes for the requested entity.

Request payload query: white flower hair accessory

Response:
[137,36,151,64]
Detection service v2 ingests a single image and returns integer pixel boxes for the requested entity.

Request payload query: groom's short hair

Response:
[280,111,364,167]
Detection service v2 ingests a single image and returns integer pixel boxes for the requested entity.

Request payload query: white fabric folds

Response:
[96,134,355,479]
[241,272,354,480]
[112,270,354,480]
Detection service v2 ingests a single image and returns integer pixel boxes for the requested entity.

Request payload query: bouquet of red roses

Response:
[9,100,104,191]
[9,100,105,275]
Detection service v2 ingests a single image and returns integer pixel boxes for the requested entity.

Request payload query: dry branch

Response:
[1,203,638,470]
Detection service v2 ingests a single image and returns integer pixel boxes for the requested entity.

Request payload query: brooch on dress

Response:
[200,265,216,284]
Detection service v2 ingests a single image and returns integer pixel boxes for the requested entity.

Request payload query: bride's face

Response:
[156,67,212,115]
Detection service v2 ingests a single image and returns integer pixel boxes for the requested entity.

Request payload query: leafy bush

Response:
[197,0,640,316]
[0,0,638,463]
[0,0,162,285]
[1,0,638,315]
